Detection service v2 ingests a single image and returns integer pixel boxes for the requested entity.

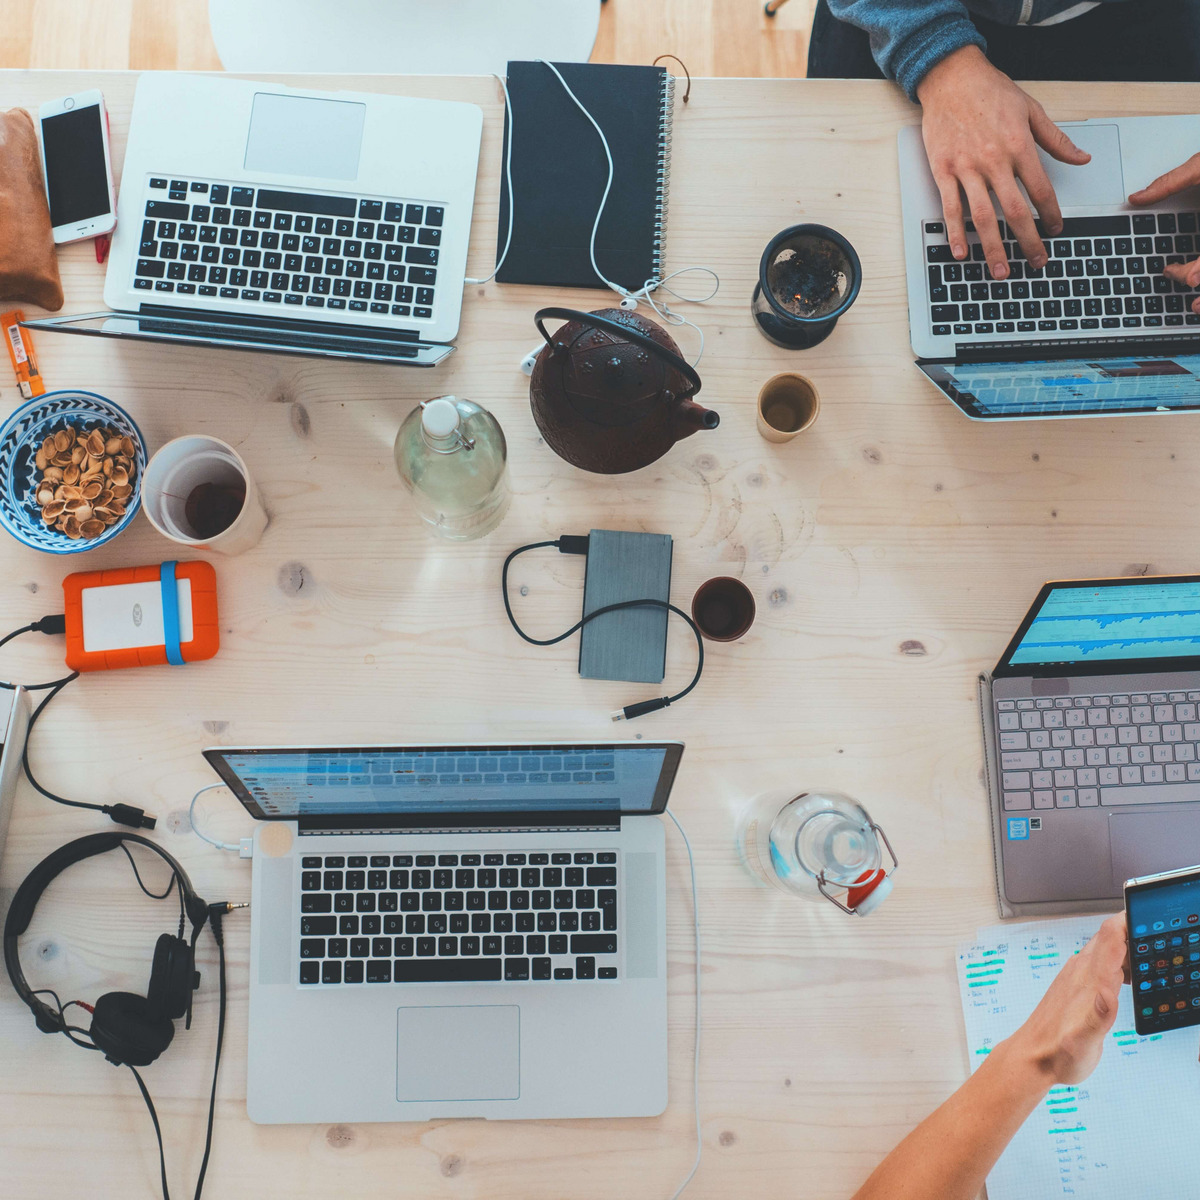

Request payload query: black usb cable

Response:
[501,536,704,720]
[1,617,156,829]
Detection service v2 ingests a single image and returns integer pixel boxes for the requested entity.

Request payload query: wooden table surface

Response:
[0,71,1196,1200]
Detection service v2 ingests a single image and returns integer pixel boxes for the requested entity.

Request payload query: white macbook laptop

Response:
[203,740,681,1123]
[0,688,30,876]
[899,114,1200,420]
[24,74,483,367]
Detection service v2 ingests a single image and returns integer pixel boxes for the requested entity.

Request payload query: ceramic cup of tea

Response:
[757,373,820,443]
[142,435,267,555]
[691,577,756,642]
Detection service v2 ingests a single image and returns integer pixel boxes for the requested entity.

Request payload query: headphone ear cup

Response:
[90,991,175,1067]
[147,933,194,1022]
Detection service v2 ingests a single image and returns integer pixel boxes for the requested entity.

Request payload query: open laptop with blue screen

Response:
[203,740,682,1124]
[898,114,1200,420]
[983,577,1200,917]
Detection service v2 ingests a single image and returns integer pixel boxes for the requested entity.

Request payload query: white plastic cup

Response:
[142,435,267,555]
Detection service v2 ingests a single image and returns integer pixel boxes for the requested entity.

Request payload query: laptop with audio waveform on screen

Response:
[982,575,1200,917]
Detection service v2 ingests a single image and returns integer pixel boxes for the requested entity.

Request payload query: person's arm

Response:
[851,913,1129,1200]
[916,46,1090,280]
[823,0,985,101]
[1130,157,1200,309]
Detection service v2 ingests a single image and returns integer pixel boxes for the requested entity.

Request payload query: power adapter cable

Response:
[501,536,704,720]
[1,618,156,829]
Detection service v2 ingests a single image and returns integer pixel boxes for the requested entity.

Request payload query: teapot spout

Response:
[674,398,721,438]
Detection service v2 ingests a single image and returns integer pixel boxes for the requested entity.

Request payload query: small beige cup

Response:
[757,373,820,443]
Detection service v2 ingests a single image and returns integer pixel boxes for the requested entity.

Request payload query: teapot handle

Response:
[533,307,702,396]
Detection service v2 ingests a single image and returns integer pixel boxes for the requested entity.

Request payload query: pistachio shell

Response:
[110,484,132,500]
[81,479,103,500]
[53,429,72,453]
[102,458,113,477]
[110,466,129,487]
[56,484,81,501]
[85,430,105,457]
[34,447,47,471]
[42,499,66,520]
[80,518,105,538]
[63,464,80,486]
[120,436,134,457]
[35,486,54,506]
[43,466,63,483]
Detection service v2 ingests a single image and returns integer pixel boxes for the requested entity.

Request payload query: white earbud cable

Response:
[473,60,718,366]
[464,73,517,287]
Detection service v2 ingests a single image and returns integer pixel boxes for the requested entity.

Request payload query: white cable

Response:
[189,783,243,852]
[667,807,702,1199]
[464,73,517,286]
[534,60,720,367]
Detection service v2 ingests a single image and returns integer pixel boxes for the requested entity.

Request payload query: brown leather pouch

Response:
[0,108,64,312]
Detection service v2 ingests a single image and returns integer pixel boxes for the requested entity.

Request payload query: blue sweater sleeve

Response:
[824,0,987,101]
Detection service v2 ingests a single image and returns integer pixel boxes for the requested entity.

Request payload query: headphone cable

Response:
[129,1064,172,1200]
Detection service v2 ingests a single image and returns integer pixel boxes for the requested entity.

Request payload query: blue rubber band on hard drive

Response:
[160,560,185,666]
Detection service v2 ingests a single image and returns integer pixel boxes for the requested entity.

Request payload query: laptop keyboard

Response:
[298,851,619,986]
[134,177,443,321]
[925,213,1200,338]
[997,691,1200,811]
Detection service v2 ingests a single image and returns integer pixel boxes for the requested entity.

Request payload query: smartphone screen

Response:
[41,104,110,228]
[1127,868,1200,1035]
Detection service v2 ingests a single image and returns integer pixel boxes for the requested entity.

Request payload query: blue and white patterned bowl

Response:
[0,390,146,554]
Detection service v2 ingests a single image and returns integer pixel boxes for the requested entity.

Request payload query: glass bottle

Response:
[737,790,897,915]
[393,396,510,541]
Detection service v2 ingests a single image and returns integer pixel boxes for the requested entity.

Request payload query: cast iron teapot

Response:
[529,306,719,474]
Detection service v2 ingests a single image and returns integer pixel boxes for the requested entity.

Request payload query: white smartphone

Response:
[36,90,117,244]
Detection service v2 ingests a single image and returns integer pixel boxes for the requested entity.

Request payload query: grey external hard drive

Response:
[578,529,673,684]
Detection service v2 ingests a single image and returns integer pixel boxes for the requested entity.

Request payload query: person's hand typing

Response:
[1130,155,1200,311]
[1003,913,1129,1086]
[917,46,1091,281]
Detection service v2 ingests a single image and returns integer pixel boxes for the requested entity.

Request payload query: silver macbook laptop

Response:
[899,114,1200,419]
[203,740,681,1124]
[983,576,1200,918]
[23,74,483,367]
[0,688,30,879]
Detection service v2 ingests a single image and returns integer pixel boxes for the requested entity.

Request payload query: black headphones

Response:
[4,832,210,1067]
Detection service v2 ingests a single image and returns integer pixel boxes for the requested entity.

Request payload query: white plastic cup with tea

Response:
[142,435,267,555]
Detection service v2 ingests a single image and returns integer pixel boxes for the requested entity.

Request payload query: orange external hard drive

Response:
[62,560,219,672]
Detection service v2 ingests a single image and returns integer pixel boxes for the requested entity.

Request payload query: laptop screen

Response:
[203,742,683,824]
[996,577,1200,676]
[920,353,1200,419]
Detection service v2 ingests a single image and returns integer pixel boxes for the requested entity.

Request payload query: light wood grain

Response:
[0,0,818,76]
[1,69,1197,1200]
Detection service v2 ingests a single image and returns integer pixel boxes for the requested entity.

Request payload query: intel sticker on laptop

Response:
[1007,817,1030,841]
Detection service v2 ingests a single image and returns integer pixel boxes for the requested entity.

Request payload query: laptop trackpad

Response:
[396,1005,520,1103]
[1035,124,1124,208]
[1110,811,1200,888]
[244,93,366,181]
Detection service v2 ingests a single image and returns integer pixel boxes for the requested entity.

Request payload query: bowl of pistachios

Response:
[0,390,146,553]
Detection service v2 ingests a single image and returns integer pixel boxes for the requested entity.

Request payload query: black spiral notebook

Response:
[496,60,675,291]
